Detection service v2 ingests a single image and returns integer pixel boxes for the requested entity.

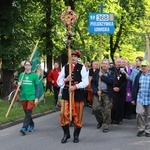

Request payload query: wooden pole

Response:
[99,34,102,100]
[67,6,73,122]
[29,37,40,61]
[69,50,72,121]
[146,35,150,61]
[5,39,40,118]
[100,34,102,64]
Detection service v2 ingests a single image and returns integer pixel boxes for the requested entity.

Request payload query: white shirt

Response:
[57,64,89,89]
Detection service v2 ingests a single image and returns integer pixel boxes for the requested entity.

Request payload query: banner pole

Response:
[5,39,40,118]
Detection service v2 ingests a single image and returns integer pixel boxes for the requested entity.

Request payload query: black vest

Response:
[65,63,82,84]
[62,63,85,102]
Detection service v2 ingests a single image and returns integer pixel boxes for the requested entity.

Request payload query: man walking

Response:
[57,50,88,143]
[91,59,115,132]
[132,60,150,137]
[111,58,127,124]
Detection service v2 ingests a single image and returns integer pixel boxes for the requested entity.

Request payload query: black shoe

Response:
[97,123,102,129]
[137,131,145,137]
[88,104,92,108]
[103,128,109,133]
[117,121,122,125]
[73,135,79,143]
[73,127,81,143]
[92,109,95,115]
[111,120,116,124]
[61,134,70,143]
[145,133,150,137]
[124,115,131,120]
[20,127,27,135]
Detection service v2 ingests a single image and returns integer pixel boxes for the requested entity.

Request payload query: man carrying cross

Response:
[57,50,88,143]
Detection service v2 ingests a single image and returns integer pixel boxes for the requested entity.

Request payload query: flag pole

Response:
[5,38,40,118]
[146,35,150,61]
[30,37,40,61]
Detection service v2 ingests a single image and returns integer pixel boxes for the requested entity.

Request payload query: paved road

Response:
[0,107,150,150]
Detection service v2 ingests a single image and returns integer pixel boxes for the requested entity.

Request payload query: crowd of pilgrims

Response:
[48,55,149,138]
[16,53,149,141]
[84,56,143,125]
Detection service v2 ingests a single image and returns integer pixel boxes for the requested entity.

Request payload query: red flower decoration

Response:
[75,50,81,57]
[71,50,81,57]
[61,9,77,25]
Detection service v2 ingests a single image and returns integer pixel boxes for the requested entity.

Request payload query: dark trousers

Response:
[21,101,34,128]
[124,102,132,118]
[53,86,60,105]
[23,109,34,128]
[111,92,125,122]
[84,89,89,106]
[93,94,112,129]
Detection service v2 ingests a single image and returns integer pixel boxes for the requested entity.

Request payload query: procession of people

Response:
[0,2,150,150]
[1,41,147,144]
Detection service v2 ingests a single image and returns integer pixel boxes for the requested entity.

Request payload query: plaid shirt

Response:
[137,71,150,105]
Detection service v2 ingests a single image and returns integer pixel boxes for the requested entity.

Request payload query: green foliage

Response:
[0,0,44,70]
[0,0,149,68]
[0,0,149,98]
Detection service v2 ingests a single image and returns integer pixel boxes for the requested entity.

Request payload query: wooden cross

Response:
[98,2,106,13]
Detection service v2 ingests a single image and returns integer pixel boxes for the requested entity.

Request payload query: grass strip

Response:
[0,91,55,125]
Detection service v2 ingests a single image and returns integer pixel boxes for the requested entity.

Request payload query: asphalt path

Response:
[0,107,150,150]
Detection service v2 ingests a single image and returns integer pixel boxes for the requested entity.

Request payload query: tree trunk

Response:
[46,54,52,91]
[61,53,68,66]
[0,0,13,98]
[44,0,53,91]
[45,0,52,70]
[1,68,14,98]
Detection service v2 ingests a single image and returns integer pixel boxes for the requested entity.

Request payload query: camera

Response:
[120,68,124,72]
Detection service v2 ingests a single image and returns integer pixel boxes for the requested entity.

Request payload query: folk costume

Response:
[57,50,88,143]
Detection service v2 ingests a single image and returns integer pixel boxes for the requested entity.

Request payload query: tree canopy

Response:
[0,0,150,97]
